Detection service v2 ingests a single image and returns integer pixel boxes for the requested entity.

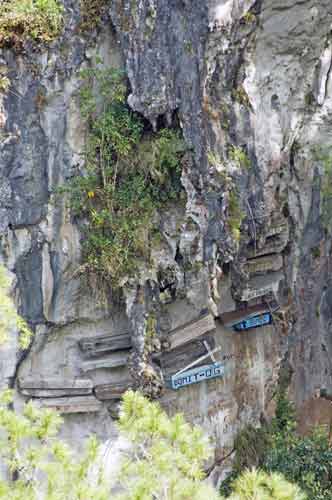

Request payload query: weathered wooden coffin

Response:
[94,380,132,401]
[78,333,131,357]
[248,221,289,258]
[240,285,275,302]
[266,220,288,238]
[233,312,272,332]
[248,238,288,258]
[168,362,224,390]
[167,313,216,351]
[81,352,129,372]
[157,336,216,375]
[221,300,279,327]
[246,254,283,275]
[18,378,93,398]
[41,395,103,414]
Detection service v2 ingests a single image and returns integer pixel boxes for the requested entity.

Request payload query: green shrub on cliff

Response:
[0,0,63,48]
[220,389,332,500]
[62,64,186,289]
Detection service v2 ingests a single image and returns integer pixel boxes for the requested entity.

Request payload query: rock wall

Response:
[1,0,332,484]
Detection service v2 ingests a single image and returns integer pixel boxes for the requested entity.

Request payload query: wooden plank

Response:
[18,378,93,398]
[168,362,224,390]
[94,380,132,401]
[41,395,103,414]
[81,352,129,372]
[158,336,216,374]
[246,254,283,275]
[168,313,216,351]
[78,334,132,357]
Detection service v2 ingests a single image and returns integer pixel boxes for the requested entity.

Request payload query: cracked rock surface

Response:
[1,0,332,484]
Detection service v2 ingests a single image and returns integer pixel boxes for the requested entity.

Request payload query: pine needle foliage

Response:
[0,264,32,349]
[62,64,186,288]
[223,469,306,500]
[0,388,220,499]
[116,390,220,500]
[0,390,109,500]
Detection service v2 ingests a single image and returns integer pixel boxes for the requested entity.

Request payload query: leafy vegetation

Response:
[231,86,251,107]
[220,388,332,500]
[264,390,332,500]
[228,189,244,242]
[241,12,257,24]
[0,75,10,93]
[0,264,32,348]
[0,0,63,49]
[229,145,250,169]
[62,64,186,288]
[79,0,109,33]
[206,150,244,242]
[314,148,332,232]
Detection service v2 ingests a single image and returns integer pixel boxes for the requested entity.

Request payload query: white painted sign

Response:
[169,362,224,390]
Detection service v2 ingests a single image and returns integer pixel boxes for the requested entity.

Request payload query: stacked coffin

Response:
[159,313,224,390]
[157,312,216,377]
[235,214,287,308]
[17,378,103,413]
[79,332,133,403]
[247,217,289,258]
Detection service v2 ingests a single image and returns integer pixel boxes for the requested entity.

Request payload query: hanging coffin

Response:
[168,362,224,390]
[233,312,272,332]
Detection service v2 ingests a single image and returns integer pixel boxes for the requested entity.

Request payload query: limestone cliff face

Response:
[1,0,332,484]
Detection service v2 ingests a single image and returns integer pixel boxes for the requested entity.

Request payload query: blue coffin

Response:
[169,362,224,391]
[233,312,272,331]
